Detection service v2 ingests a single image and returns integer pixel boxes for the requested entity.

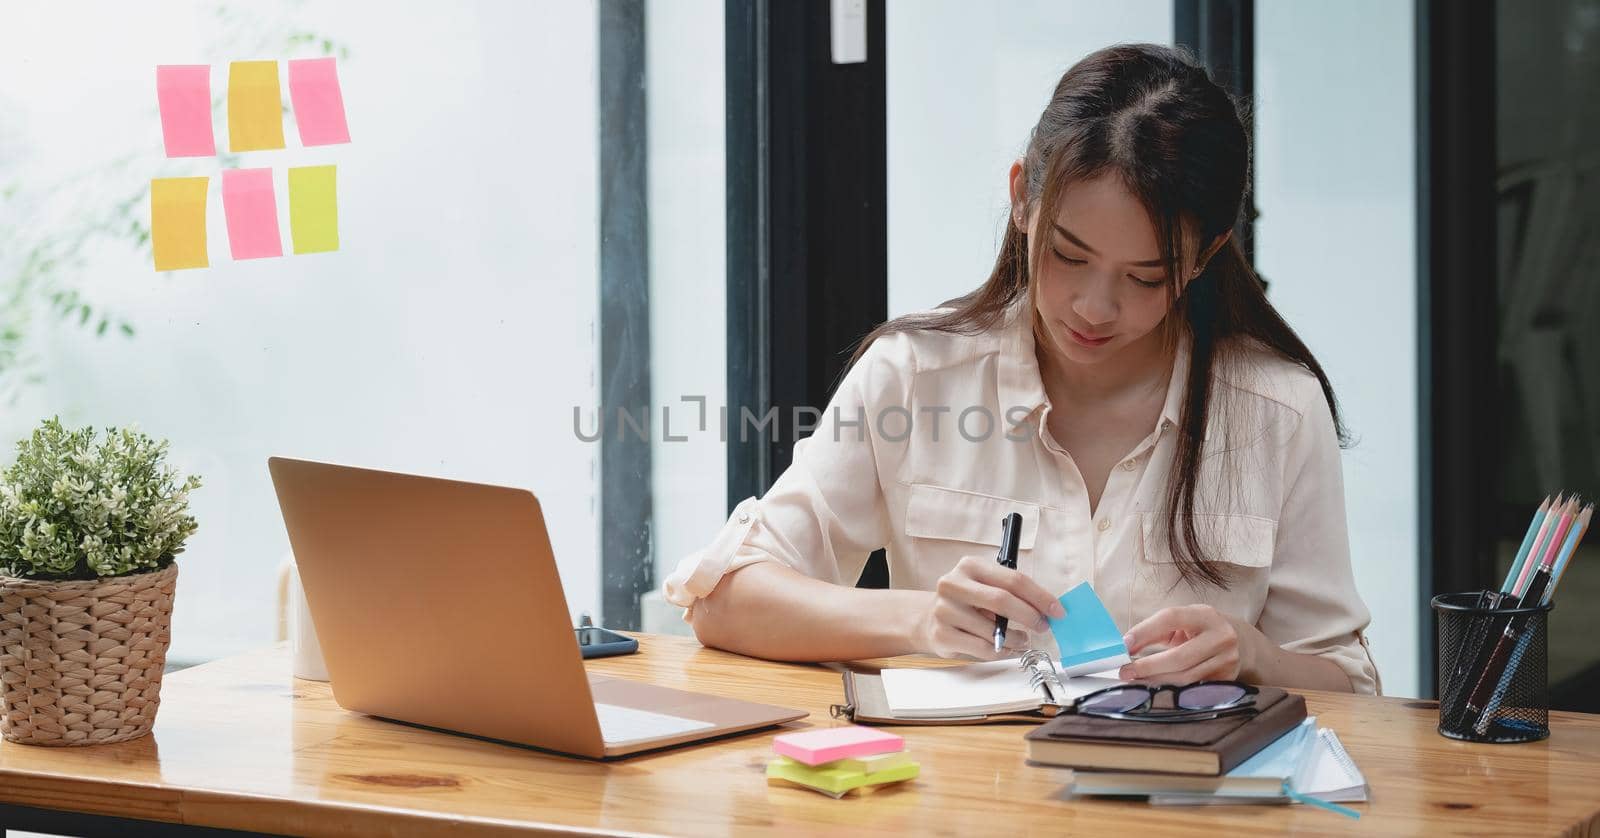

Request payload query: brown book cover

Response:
[1023,687,1306,776]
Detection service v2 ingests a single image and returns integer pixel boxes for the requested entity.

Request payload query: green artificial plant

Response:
[0,417,201,580]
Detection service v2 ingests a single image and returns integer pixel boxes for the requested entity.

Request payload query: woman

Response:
[665,44,1380,694]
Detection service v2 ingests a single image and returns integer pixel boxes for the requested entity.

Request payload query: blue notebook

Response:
[1047,582,1132,675]
[1149,726,1369,807]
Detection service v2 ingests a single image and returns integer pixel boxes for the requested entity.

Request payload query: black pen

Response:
[992,512,1024,654]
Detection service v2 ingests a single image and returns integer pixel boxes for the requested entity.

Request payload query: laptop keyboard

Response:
[595,702,715,743]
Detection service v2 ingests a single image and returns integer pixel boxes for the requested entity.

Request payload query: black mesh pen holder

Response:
[1433,592,1551,743]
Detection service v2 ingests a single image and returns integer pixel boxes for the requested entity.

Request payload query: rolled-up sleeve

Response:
[1258,379,1383,695]
[662,334,910,616]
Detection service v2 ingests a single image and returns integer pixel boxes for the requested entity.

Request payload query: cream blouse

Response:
[664,302,1381,694]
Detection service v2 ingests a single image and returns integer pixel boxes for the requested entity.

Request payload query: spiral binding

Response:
[1319,729,1361,781]
[1019,649,1068,706]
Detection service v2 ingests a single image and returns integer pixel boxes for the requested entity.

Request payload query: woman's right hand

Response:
[913,555,1065,659]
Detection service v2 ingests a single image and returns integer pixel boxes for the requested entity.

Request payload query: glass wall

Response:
[0,0,737,663]
[1256,1,1419,695]
[1493,0,1600,711]
[0,0,731,660]
[643,0,726,633]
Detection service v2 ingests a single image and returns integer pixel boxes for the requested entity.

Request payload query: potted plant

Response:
[0,418,200,746]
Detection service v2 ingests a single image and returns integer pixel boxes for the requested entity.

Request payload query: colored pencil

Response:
[1473,504,1592,734]
[1548,505,1593,597]
[1512,494,1564,597]
[1501,496,1550,593]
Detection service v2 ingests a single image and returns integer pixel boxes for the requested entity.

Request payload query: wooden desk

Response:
[2,635,1599,836]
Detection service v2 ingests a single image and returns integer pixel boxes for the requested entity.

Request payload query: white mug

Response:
[287,558,330,682]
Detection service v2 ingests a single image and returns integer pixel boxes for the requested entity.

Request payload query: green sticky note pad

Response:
[288,165,339,254]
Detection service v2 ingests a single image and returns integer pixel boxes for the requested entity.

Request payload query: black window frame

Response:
[724,0,891,586]
[725,0,888,504]
[1416,0,1500,698]
[1174,0,1257,264]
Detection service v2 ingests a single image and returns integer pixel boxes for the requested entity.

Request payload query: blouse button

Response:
[737,512,751,524]
[1096,518,1111,532]
[1120,460,1137,471]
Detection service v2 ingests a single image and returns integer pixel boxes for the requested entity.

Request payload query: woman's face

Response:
[1013,171,1184,367]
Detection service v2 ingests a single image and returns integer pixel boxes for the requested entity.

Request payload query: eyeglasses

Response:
[1072,681,1259,723]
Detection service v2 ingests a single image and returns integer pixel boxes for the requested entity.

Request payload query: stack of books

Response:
[1064,718,1366,814]
[765,726,919,798]
[1024,688,1365,817]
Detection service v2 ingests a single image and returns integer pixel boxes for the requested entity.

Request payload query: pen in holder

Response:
[1432,592,1550,743]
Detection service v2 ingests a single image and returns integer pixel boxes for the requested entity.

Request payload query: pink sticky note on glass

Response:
[156,65,216,158]
[221,168,283,260]
[772,726,904,766]
[287,57,350,146]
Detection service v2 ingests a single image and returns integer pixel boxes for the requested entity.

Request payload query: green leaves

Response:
[0,418,201,580]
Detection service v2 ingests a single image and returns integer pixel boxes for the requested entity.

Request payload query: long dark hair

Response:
[849,43,1348,589]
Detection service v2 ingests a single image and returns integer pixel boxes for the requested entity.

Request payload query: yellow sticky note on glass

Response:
[150,176,210,271]
[228,60,286,152]
[288,165,339,254]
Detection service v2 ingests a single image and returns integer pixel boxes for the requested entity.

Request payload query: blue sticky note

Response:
[1048,582,1131,674]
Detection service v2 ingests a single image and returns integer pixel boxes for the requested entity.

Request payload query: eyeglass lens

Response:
[1080,683,1250,714]
[1175,683,1248,710]
[1078,687,1151,714]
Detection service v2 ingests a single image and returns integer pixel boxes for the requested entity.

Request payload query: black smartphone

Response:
[575,626,639,659]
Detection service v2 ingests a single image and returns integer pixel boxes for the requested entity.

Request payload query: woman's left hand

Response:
[1116,604,1258,684]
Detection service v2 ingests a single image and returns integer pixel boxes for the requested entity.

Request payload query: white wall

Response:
[1256,2,1419,696]
[0,1,600,662]
[645,0,728,591]
[886,0,1173,316]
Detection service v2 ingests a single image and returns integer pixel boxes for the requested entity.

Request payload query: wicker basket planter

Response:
[0,562,179,746]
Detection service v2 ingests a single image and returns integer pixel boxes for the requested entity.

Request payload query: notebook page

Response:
[879,659,1041,715]
[879,659,1125,716]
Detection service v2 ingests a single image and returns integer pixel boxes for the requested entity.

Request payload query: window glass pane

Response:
[885,0,1172,316]
[1256,2,1418,695]
[643,0,726,632]
[0,1,600,662]
[1493,0,1600,711]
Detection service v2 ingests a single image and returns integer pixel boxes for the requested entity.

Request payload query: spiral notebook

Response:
[835,651,1124,724]
[833,583,1131,724]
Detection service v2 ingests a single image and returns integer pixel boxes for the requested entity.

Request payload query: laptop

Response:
[267,457,806,758]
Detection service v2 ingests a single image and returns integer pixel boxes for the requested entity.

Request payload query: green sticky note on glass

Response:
[288,165,339,254]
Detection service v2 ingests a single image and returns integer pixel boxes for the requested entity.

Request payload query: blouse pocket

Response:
[904,483,1040,549]
[1135,512,1275,625]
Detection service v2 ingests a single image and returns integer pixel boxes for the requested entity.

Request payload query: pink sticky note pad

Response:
[772,726,904,766]
[221,168,283,260]
[156,65,216,157]
[287,57,350,146]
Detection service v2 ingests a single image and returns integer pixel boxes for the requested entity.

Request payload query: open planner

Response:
[833,582,1133,723]
[835,651,1125,724]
